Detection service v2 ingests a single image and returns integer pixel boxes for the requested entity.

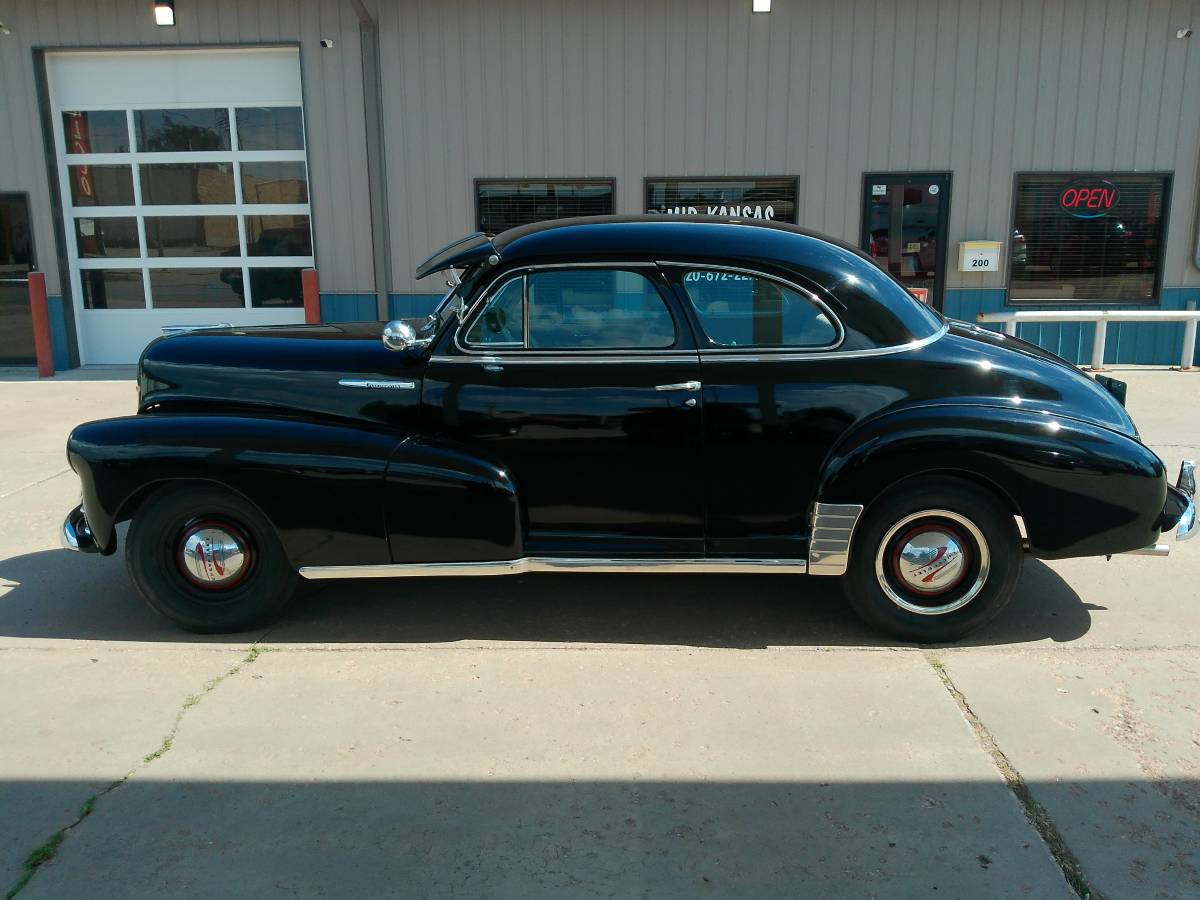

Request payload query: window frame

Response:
[644,176,800,224]
[662,262,845,354]
[456,262,687,354]
[1006,170,1173,306]
[473,178,616,234]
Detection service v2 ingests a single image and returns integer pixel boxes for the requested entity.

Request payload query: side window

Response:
[527,269,675,349]
[679,269,838,348]
[464,276,524,346]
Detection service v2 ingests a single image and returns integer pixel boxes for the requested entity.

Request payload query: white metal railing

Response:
[976,302,1199,371]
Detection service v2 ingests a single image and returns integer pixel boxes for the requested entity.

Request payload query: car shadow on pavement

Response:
[0,547,1094,647]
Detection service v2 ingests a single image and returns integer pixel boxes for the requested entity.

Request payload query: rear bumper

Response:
[1124,460,1196,556]
[61,505,100,553]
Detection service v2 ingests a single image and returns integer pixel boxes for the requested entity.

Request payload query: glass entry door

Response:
[0,193,36,365]
[861,173,951,311]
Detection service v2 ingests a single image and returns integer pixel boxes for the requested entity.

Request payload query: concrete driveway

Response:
[1,365,1197,898]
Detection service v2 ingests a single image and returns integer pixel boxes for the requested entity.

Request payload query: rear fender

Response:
[816,404,1167,558]
[66,415,400,566]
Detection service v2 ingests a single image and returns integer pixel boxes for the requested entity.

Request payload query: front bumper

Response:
[1124,460,1196,556]
[61,504,100,553]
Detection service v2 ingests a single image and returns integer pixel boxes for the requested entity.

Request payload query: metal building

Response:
[1,0,1197,366]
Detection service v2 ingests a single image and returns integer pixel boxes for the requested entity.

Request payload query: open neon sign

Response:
[1059,180,1121,218]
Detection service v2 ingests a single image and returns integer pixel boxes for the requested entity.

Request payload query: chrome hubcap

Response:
[177,522,250,590]
[874,510,990,616]
[895,528,967,594]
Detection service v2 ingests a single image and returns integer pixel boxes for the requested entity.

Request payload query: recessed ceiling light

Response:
[753,0,772,12]
[154,0,176,26]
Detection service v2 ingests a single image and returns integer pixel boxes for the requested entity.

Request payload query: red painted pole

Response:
[28,272,55,378]
[301,268,320,325]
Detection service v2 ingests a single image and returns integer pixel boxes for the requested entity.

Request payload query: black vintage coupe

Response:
[62,217,1196,640]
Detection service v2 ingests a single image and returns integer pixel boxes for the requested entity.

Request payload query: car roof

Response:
[415,215,879,279]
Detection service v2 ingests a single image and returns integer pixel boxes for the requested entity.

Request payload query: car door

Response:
[422,264,705,557]
[662,263,846,559]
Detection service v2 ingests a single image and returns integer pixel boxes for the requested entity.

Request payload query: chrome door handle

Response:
[481,356,504,373]
[654,381,701,392]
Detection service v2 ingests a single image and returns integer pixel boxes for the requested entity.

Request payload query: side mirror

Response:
[382,320,431,352]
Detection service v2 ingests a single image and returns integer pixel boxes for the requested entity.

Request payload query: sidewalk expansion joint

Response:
[924,651,1101,900]
[3,644,272,899]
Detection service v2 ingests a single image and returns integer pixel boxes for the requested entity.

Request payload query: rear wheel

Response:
[841,479,1022,642]
[126,484,297,633]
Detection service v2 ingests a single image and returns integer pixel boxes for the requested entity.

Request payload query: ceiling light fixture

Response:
[752,0,772,12]
[154,0,176,26]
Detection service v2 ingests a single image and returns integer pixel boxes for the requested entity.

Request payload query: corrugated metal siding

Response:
[374,0,1200,295]
[3,0,1198,304]
[0,0,373,295]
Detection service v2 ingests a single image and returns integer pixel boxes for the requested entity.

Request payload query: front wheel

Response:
[126,484,297,633]
[841,479,1022,642]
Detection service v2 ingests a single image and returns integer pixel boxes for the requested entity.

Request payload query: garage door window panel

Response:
[58,100,312,311]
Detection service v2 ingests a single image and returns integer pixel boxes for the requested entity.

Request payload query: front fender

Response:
[816,404,1167,558]
[66,414,401,566]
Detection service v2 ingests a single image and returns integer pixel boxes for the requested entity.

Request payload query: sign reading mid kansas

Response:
[1058,180,1121,218]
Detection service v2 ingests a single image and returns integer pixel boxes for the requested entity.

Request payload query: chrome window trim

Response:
[300,556,808,579]
[453,262,682,357]
[660,260,846,353]
[696,323,949,363]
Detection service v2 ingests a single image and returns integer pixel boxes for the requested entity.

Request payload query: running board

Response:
[298,557,809,580]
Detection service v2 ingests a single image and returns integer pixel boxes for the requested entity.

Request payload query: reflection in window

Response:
[139,163,235,205]
[75,217,139,258]
[240,162,309,204]
[136,108,230,152]
[465,277,524,345]
[149,268,244,308]
[235,107,304,151]
[62,111,129,154]
[244,215,311,256]
[526,270,674,349]
[645,177,798,223]
[69,165,134,207]
[247,268,303,308]
[145,216,239,257]
[81,269,144,309]
[679,269,837,348]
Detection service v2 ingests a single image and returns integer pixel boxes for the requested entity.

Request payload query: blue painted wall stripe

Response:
[942,288,1199,367]
[319,293,376,323]
[388,294,443,319]
[47,296,71,371]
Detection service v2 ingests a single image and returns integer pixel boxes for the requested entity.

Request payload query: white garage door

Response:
[47,48,312,365]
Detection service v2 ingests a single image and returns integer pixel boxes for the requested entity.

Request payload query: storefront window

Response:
[1009,173,1170,303]
[476,180,614,234]
[645,177,797,223]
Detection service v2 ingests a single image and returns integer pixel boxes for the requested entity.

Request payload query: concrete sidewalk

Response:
[1,367,1197,897]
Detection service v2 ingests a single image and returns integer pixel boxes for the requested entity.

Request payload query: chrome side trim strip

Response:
[337,378,416,390]
[299,556,808,580]
[808,502,865,576]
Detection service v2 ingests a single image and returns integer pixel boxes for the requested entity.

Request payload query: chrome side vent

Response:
[808,503,865,576]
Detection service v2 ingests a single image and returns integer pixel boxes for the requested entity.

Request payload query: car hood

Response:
[933,319,1138,437]
[137,321,429,429]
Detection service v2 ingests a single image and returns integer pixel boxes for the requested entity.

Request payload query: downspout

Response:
[349,0,393,320]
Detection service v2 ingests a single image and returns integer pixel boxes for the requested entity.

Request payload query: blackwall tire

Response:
[841,479,1022,643]
[125,484,297,633]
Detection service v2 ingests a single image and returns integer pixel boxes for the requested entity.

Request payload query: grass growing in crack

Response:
[4,644,271,898]
[924,651,1100,900]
